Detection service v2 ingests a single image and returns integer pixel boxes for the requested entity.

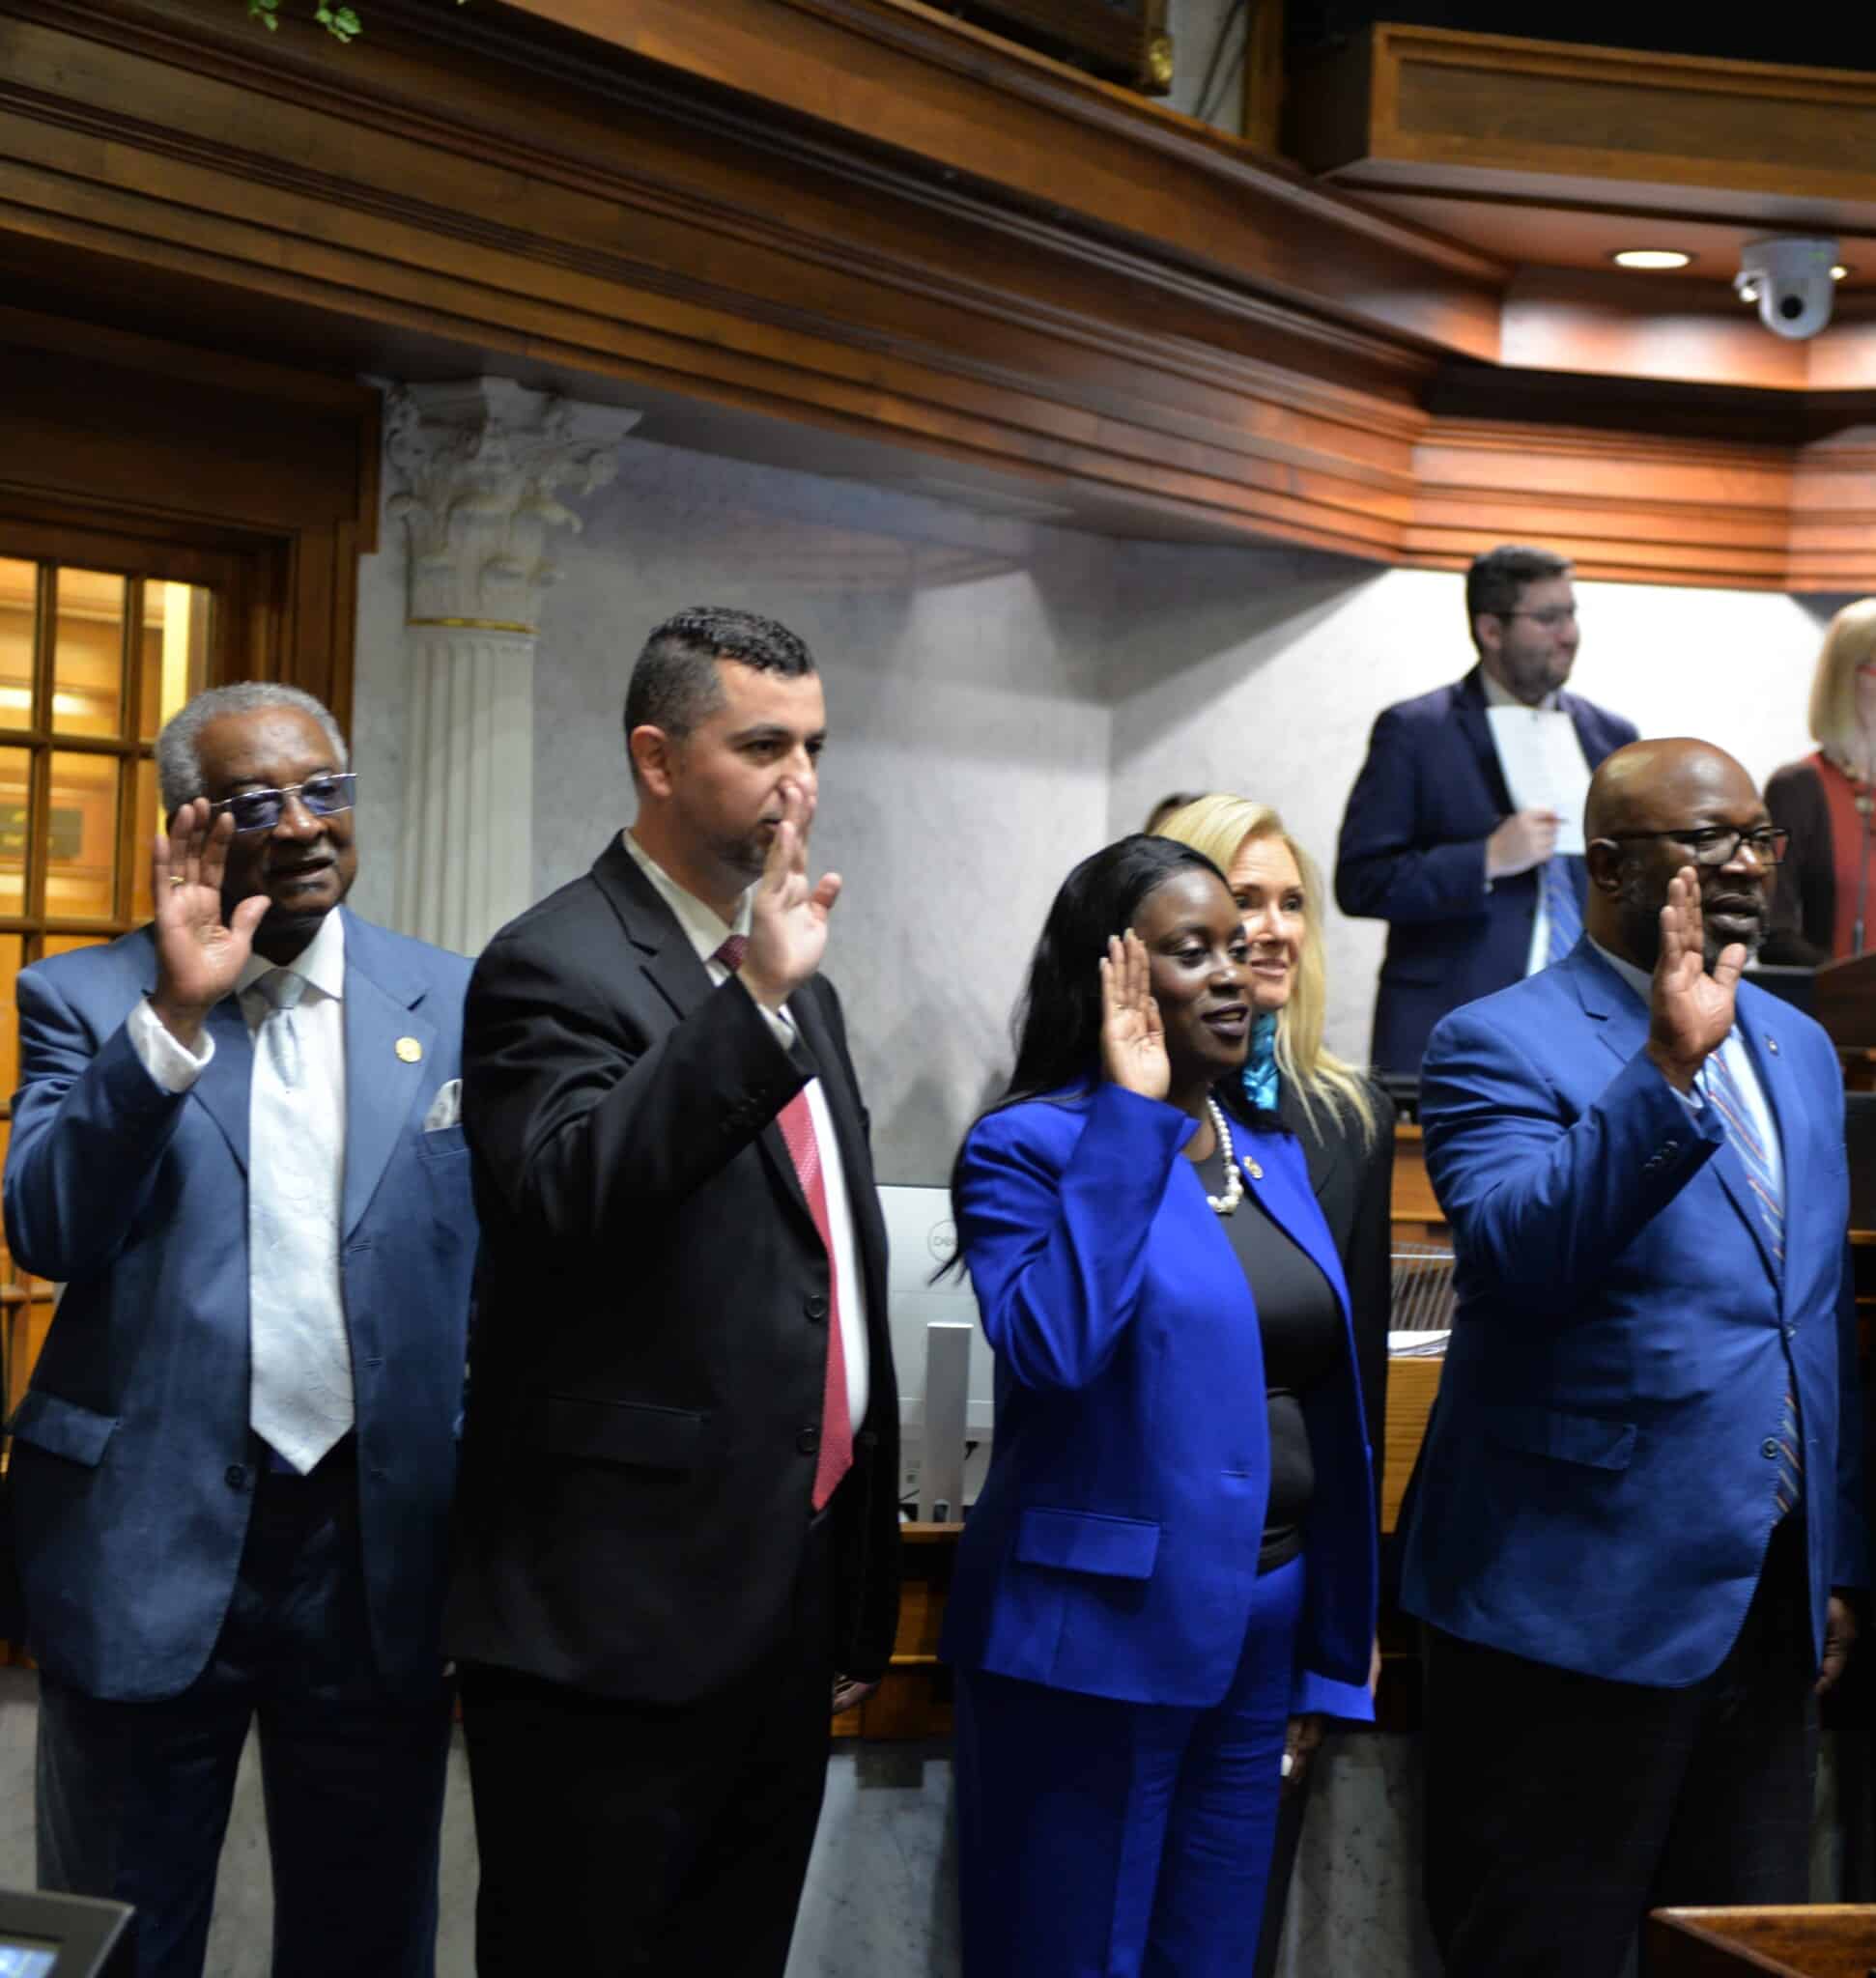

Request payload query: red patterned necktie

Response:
[715,935,853,1510]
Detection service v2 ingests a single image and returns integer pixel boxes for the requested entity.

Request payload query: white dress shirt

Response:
[1480,669,1588,977]
[1589,937,1783,1194]
[622,830,869,1427]
[128,910,354,1468]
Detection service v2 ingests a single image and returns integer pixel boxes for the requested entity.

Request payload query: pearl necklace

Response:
[1204,1096,1251,1215]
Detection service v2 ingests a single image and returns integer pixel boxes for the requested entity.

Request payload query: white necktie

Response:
[247,968,354,1472]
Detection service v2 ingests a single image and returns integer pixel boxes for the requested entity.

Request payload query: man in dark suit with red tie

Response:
[446,607,899,1978]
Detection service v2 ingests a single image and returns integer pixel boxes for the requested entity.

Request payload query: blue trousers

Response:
[35,1440,452,1978]
[952,1553,1304,1978]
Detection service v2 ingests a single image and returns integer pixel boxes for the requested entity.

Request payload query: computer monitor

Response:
[0,1892,132,1977]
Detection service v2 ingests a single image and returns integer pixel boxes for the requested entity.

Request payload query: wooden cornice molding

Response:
[1294,23,1876,213]
[4,0,1876,586]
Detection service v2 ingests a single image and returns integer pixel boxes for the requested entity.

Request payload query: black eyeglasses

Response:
[209,773,356,834]
[1500,606,1579,628]
[1601,825,1789,867]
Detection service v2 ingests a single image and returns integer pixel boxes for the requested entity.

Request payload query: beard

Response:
[713,821,775,882]
[1499,646,1572,705]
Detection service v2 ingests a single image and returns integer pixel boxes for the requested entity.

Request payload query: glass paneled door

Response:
[0,529,227,1437]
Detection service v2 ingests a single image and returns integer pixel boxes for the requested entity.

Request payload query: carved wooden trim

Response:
[7,1,1876,587]
[0,302,377,715]
[1296,21,1876,212]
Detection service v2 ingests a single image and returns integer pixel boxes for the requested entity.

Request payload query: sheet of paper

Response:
[1485,705,1591,857]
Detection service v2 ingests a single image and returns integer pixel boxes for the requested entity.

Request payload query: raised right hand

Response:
[1647,865,1744,1092]
[741,778,841,1011]
[1099,930,1168,1100]
[1485,807,1562,880]
[150,800,269,1049]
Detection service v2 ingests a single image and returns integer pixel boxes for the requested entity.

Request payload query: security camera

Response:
[1734,237,1838,340]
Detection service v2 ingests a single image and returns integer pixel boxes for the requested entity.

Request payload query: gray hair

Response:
[156,683,349,815]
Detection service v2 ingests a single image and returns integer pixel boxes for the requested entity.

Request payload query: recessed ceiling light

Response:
[1612,248,1693,270]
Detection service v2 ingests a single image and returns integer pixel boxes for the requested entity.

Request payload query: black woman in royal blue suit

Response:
[1152,792,1395,1974]
[940,836,1378,1978]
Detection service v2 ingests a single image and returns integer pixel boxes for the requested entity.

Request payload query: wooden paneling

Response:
[6,1,1876,582]
[1294,23,1876,213]
[1381,1357,1441,1537]
[0,306,377,717]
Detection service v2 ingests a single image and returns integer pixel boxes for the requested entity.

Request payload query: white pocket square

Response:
[423,1080,462,1132]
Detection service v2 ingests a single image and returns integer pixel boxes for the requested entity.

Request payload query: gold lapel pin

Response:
[1765,1035,1779,1056]
[395,1036,422,1063]
[1245,1158,1264,1180]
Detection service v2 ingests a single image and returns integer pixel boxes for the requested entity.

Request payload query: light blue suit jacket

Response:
[3,909,477,1702]
[940,1082,1378,1718]
[1402,940,1867,1685]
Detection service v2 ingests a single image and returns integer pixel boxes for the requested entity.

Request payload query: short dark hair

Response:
[1465,545,1574,649]
[623,607,817,768]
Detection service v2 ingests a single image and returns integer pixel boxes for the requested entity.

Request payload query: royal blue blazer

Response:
[3,911,478,1703]
[1402,941,1868,1686]
[940,1082,1378,1718]
[1334,668,1637,1074]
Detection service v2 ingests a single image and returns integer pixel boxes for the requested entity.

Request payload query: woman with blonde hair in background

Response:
[1154,793,1393,1978]
[1764,598,1876,963]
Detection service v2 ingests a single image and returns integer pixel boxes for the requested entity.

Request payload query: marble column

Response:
[384,379,638,955]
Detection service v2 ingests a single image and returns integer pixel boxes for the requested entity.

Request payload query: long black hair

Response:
[941,834,1227,1264]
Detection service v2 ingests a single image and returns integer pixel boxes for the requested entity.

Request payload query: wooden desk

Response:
[1391,1122,1444,1235]
[1647,1904,1876,1976]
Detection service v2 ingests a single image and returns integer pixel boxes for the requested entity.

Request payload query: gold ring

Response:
[168,874,187,887]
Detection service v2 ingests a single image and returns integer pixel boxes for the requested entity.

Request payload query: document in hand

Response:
[1485,706,1591,857]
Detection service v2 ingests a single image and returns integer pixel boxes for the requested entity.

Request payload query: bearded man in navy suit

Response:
[1335,544,1637,1075]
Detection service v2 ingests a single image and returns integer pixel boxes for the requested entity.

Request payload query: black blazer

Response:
[445,838,899,1705]
[1229,1076,1396,1510]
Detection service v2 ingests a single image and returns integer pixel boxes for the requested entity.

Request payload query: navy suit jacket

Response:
[1401,942,1867,1686]
[3,910,477,1702]
[940,1083,1377,1718]
[1334,668,1637,1075]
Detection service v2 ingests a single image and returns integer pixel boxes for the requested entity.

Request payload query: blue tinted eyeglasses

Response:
[209,773,356,834]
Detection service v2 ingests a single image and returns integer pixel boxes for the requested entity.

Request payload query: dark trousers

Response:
[36,1439,453,1978]
[459,1505,839,1978]
[1423,1515,1819,1978]
[952,1553,1304,1978]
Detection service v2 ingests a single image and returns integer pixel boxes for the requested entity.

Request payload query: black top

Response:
[1195,1137,1346,1572]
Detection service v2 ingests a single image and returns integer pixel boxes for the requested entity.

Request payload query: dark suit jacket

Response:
[1334,667,1638,1075]
[3,911,476,1702]
[444,837,899,1706]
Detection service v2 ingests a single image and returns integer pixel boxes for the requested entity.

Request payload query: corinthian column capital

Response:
[384,377,640,955]
[384,378,639,630]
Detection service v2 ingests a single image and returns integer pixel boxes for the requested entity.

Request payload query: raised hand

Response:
[1098,930,1168,1101]
[150,800,270,1049]
[1647,865,1745,1092]
[741,778,841,1011]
